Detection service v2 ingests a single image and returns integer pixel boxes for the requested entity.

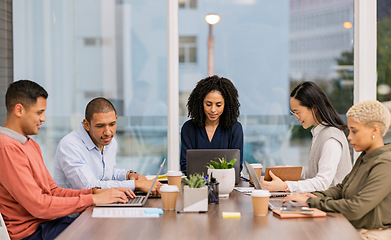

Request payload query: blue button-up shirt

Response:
[53,123,135,190]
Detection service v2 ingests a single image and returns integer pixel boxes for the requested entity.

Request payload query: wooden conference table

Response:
[57,187,362,240]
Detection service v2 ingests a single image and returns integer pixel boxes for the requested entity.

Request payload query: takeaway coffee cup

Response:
[167,171,182,190]
[252,190,271,216]
[250,163,263,185]
[160,185,179,210]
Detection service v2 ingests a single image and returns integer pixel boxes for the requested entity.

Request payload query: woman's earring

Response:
[372,135,375,140]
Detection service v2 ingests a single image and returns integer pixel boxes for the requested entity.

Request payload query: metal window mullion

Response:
[353,0,377,161]
[167,0,180,171]
[353,0,377,104]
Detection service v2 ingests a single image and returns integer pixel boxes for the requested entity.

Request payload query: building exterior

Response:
[289,0,353,82]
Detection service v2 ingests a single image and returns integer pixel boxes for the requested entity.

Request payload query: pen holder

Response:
[208,181,219,204]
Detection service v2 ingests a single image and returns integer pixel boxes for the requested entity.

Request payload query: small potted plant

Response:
[206,157,236,198]
[183,173,208,212]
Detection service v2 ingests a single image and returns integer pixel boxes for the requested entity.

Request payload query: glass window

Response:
[377,0,391,142]
[12,0,356,176]
[179,0,197,9]
[0,0,12,125]
[13,0,168,174]
[179,0,354,169]
[179,36,197,64]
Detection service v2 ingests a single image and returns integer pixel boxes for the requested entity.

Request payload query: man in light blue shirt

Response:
[54,97,161,194]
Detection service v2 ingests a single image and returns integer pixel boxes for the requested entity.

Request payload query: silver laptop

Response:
[244,161,306,210]
[268,199,307,210]
[96,158,166,207]
[187,149,241,184]
[244,161,291,198]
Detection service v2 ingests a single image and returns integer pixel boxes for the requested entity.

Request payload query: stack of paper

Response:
[92,208,163,218]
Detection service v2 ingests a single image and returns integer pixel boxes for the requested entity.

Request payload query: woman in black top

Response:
[180,75,243,174]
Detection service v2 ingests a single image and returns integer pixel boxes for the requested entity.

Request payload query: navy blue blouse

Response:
[180,120,244,174]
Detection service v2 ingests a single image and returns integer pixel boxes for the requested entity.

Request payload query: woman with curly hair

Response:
[180,75,243,174]
[284,100,391,239]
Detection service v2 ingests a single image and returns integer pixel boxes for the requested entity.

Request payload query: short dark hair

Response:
[5,80,48,113]
[290,81,347,130]
[187,75,240,128]
[85,97,117,122]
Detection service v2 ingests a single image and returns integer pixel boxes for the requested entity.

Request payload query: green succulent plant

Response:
[183,173,207,188]
[206,156,236,169]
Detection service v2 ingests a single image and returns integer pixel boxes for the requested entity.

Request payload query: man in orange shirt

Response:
[0,80,135,240]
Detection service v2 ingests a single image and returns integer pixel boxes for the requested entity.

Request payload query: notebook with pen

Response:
[95,158,166,207]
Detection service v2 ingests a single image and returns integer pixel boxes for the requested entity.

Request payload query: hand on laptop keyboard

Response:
[269,199,306,210]
[135,180,163,195]
[283,200,305,209]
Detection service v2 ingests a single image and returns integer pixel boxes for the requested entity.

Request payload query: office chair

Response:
[0,212,10,240]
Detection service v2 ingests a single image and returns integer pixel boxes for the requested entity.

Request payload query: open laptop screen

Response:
[186,149,240,185]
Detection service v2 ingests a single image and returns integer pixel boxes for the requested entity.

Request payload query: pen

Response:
[176,211,207,214]
[209,190,218,202]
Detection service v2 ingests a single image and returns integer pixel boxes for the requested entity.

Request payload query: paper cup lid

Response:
[167,171,182,176]
[160,184,179,192]
[250,163,263,168]
[252,190,270,197]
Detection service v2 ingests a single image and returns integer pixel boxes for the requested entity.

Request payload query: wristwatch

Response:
[127,170,137,180]
[306,197,312,207]
[92,187,101,194]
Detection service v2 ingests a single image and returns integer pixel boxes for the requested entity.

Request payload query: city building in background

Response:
[290,0,353,82]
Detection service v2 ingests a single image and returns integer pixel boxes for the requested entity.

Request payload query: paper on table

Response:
[92,208,162,218]
[234,187,291,197]
[146,175,166,180]
[146,175,186,180]
[234,187,254,193]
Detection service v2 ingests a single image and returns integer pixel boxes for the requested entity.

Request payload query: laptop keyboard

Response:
[126,196,145,204]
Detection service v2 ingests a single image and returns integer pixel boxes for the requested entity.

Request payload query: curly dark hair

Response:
[187,75,240,128]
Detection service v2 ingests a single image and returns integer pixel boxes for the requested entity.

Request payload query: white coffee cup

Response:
[250,163,263,184]
[160,185,179,210]
[252,190,271,216]
[166,171,182,190]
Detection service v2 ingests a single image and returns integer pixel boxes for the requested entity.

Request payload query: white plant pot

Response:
[207,168,235,198]
[183,186,208,212]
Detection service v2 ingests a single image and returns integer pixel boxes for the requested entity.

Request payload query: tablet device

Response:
[263,166,302,181]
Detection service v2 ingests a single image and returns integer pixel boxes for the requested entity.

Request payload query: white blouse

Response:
[285,124,342,193]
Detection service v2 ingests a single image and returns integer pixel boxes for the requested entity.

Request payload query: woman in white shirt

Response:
[261,81,352,193]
